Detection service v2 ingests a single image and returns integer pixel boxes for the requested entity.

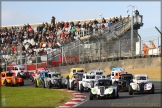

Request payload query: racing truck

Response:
[90,69,104,76]
[113,72,133,91]
[34,71,49,88]
[90,79,119,100]
[45,72,65,89]
[29,68,48,82]
[1,71,24,86]
[129,74,154,95]
[78,73,105,92]
[66,68,85,90]
[11,65,29,79]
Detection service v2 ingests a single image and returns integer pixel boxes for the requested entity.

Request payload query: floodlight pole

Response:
[127,5,136,58]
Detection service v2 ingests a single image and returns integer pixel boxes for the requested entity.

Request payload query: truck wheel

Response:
[67,80,70,90]
[90,81,94,88]
[42,80,45,88]
[34,80,38,87]
[113,81,119,90]
[48,81,52,89]
[80,84,84,92]
[151,84,154,94]
[20,81,24,86]
[4,80,8,86]
[129,86,133,95]
[90,91,93,100]
[71,81,74,90]
[116,88,119,98]
[77,83,79,91]
[112,89,116,99]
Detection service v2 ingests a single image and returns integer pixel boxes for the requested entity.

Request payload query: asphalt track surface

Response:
[23,79,162,108]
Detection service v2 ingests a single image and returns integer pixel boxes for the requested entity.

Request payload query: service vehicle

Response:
[11,65,29,78]
[129,74,154,95]
[89,79,119,100]
[1,71,24,86]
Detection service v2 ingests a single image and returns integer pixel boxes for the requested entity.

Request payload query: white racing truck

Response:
[77,73,105,92]
[129,74,154,95]
[90,78,119,100]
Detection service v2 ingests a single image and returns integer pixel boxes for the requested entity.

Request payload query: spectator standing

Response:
[51,16,56,28]
[143,44,149,56]
[102,18,106,23]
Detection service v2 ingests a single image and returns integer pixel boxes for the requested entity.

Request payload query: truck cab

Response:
[110,68,125,79]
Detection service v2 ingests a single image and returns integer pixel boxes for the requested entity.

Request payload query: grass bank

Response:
[1,87,74,107]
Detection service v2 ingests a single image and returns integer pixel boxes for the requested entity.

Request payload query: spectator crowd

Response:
[0,16,122,60]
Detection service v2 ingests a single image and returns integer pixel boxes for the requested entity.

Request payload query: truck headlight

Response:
[92,88,97,94]
[107,88,113,93]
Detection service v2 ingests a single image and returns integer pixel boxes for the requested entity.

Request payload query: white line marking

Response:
[72,98,85,101]
[65,102,80,104]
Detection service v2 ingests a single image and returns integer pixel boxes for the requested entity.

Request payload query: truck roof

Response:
[111,68,125,71]
[48,72,61,74]
[134,74,148,77]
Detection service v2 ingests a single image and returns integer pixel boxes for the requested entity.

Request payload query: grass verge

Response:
[1,87,74,107]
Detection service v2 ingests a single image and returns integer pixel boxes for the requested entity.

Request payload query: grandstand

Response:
[0,14,148,70]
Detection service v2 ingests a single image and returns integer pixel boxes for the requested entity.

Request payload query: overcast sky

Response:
[1,1,161,44]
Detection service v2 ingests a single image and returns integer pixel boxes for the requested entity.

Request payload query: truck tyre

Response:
[77,83,79,91]
[129,86,133,95]
[48,81,52,89]
[151,84,154,94]
[90,91,93,100]
[34,80,38,87]
[67,80,70,90]
[80,84,84,92]
[42,80,45,88]
[90,81,94,88]
[71,81,74,90]
[20,81,24,86]
[4,80,8,86]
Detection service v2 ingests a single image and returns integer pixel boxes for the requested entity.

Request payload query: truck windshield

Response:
[86,75,95,79]
[98,80,111,86]
[6,73,14,77]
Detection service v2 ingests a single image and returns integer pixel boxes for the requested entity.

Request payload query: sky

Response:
[1,1,161,45]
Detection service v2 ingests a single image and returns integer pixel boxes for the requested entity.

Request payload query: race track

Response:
[75,81,162,108]
[23,79,161,107]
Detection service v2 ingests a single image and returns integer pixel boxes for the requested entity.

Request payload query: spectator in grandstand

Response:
[102,18,106,23]
[115,17,119,22]
[112,17,115,23]
[51,16,56,27]
[119,15,122,21]
[108,20,112,27]
[94,19,98,24]
[143,44,149,56]
[101,23,106,29]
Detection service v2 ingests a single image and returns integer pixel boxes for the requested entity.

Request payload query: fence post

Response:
[25,55,27,71]
[79,41,80,62]
[19,42,22,65]
[36,52,38,69]
[5,59,7,71]
[119,39,121,58]
[61,47,64,64]
[99,41,101,60]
